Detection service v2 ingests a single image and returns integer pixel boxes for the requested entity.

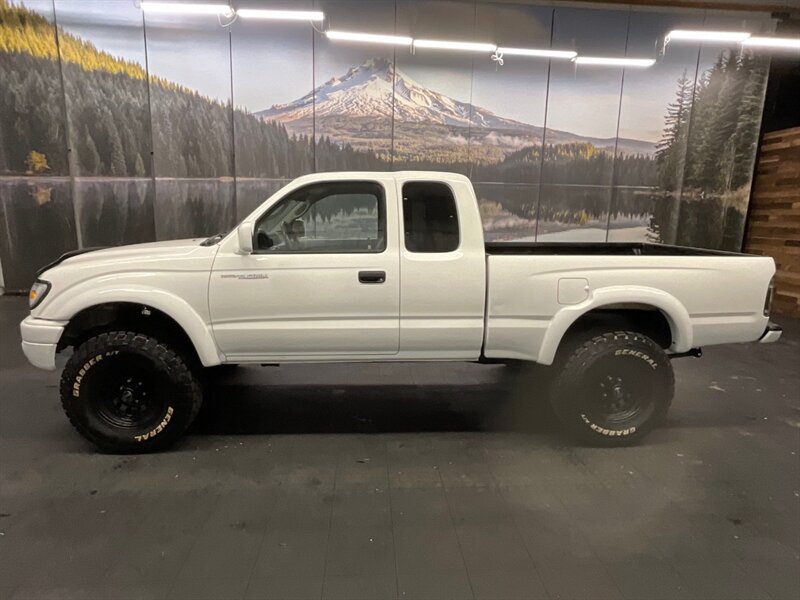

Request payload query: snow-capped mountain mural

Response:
[256,58,656,158]
[258,58,516,129]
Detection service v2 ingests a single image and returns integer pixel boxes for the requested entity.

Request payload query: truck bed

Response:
[482,244,774,365]
[485,241,745,257]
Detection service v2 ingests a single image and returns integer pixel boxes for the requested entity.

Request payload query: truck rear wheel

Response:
[550,331,673,446]
[60,331,202,453]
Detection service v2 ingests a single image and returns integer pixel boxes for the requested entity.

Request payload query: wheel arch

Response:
[538,286,693,365]
[54,291,222,367]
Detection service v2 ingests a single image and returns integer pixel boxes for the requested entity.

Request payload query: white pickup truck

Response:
[20,171,781,452]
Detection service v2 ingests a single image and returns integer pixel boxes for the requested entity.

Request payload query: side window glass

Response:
[255,181,386,253]
[402,182,459,253]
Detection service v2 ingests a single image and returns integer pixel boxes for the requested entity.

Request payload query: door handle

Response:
[359,270,386,284]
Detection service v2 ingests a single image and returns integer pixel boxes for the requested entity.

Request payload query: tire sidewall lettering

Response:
[72,353,106,397]
[134,406,174,442]
[580,413,637,437]
[614,348,658,370]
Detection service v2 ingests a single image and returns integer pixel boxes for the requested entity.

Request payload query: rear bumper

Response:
[758,321,782,344]
[20,316,67,370]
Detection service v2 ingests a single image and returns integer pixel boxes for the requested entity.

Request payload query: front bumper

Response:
[20,316,67,370]
[758,321,782,344]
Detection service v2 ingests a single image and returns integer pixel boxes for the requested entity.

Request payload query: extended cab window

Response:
[255,181,385,253]
[402,182,459,253]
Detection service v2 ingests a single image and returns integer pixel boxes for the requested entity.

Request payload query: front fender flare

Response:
[537,286,693,365]
[46,285,223,367]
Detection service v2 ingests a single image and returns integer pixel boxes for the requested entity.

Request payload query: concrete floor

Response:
[0,296,798,600]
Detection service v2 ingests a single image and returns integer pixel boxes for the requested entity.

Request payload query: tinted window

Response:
[255,181,385,253]
[402,182,459,253]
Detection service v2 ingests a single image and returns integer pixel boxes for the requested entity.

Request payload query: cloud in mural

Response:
[257,57,656,158]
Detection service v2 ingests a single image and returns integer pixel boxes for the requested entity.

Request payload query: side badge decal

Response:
[220,273,269,280]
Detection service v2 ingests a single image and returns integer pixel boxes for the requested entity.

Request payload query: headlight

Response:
[29,280,51,309]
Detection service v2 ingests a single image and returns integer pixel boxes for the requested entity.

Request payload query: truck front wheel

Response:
[550,331,674,446]
[60,331,202,453]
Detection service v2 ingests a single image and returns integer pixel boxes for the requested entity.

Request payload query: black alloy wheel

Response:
[88,354,169,430]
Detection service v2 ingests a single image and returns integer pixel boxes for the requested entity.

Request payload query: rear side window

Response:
[402,182,459,253]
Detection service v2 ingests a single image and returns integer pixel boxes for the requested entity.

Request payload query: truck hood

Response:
[51,239,206,270]
[35,238,219,286]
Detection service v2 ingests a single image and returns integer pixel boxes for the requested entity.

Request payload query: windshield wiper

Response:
[200,231,227,246]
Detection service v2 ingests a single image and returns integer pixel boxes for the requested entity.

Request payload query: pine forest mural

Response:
[0,0,776,289]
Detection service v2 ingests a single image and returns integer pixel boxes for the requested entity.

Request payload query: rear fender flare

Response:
[537,286,693,365]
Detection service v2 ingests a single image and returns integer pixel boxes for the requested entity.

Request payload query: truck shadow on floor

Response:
[193,375,559,436]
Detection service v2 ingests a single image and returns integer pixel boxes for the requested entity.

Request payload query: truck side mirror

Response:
[236,222,254,254]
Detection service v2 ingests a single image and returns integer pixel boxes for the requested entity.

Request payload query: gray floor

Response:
[0,296,798,600]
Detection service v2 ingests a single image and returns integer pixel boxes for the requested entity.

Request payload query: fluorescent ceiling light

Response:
[326,31,412,46]
[497,47,576,59]
[667,29,751,43]
[140,1,232,15]
[414,39,497,52]
[574,56,656,67]
[742,36,800,49]
[236,9,324,21]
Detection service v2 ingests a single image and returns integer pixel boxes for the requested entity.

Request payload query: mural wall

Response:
[0,0,777,290]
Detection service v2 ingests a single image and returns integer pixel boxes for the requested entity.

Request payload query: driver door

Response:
[209,179,400,361]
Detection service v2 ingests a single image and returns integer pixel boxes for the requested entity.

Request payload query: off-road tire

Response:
[550,330,674,446]
[60,331,203,453]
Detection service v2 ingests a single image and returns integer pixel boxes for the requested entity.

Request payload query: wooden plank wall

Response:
[744,126,800,318]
